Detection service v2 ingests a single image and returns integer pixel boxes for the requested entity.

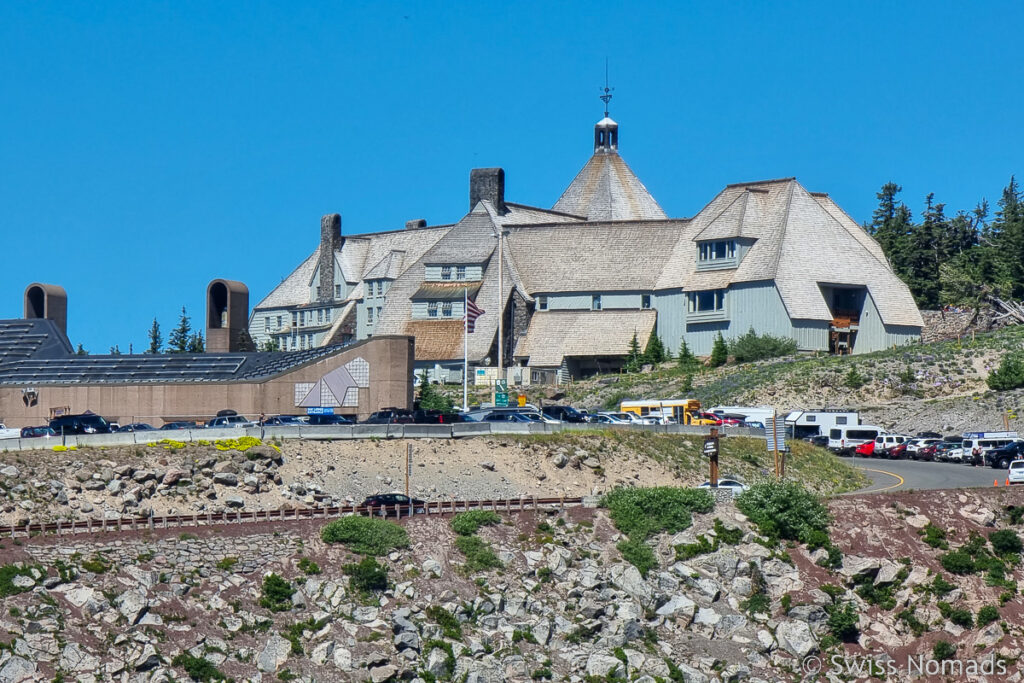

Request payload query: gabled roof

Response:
[505,221,686,293]
[420,202,500,264]
[514,310,657,367]
[364,250,406,280]
[553,152,667,221]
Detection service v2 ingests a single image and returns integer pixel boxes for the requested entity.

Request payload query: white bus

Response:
[828,424,883,455]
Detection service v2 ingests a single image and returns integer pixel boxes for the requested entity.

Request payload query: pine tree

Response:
[869,182,914,277]
[146,319,162,354]
[417,371,453,412]
[681,373,694,393]
[642,328,667,365]
[75,344,88,356]
[677,338,697,370]
[187,331,204,352]
[710,333,728,368]
[624,332,643,372]
[168,307,191,353]
[109,345,121,355]
[260,338,281,352]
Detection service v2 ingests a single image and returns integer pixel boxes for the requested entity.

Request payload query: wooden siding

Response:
[854,292,920,354]
[544,292,648,310]
[424,265,484,281]
[410,300,466,320]
[791,320,829,351]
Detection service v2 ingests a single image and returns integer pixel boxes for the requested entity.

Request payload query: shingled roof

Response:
[514,310,657,367]
[0,319,74,366]
[553,152,667,221]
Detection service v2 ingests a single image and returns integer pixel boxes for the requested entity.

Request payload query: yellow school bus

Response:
[619,399,705,425]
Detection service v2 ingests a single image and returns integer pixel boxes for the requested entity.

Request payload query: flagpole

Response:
[463,285,469,412]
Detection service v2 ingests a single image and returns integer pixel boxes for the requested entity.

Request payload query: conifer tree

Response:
[642,328,667,365]
[168,307,192,353]
[624,332,643,372]
[75,344,88,355]
[187,331,204,353]
[417,371,453,412]
[677,338,697,370]
[710,333,728,368]
[146,319,162,354]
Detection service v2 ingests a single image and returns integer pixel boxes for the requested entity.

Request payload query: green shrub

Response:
[171,652,226,682]
[602,487,713,541]
[297,557,321,575]
[735,480,830,543]
[343,557,389,594]
[739,563,769,615]
[1006,505,1024,525]
[977,605,999,627]
[321,516,409,556]
[844,367,866,389]
[425,605,462,640]
[258,574,295,612]
[932,640,956,660]
[921,523,949,549]
[826,601,860,642]
[617,538,657,577]
[713,518,743,545]
[939,549,976,575]
[987,352,1024,391]
[728,328,797,363]
[0,564,41,598]
[990,529,1023,555]
[451,510,502,536]
[215,557,238,572]
[454,535,502,572]
[675,536,713,561]
[929,574,956,596]
[897,609,927,637]
[80,555,110,574]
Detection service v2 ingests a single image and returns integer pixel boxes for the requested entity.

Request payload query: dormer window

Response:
[441,266,452,281]
[696,240,740,271]
[456,266,466,280]
[428,302,439,317]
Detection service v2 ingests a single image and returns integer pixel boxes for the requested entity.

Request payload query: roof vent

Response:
[405,219,427,230]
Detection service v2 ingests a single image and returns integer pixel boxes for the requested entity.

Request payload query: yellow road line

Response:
[858,467,905,493]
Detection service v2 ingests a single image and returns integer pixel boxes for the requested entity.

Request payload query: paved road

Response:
[847,457,1011,493]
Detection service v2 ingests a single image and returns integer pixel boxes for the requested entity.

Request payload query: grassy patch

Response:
[454,535,503,572]
[0,564,40,598]
[343,557,389,595]
[297,557,321,575]
[451,510,501,536]
[171,652,226,682]
[321,516,409,556]
[425,605,462,640]
[735,480,829,543]
[258,574,294,613]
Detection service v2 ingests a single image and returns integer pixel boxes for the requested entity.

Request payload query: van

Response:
[828,425,883,455]
[961,431,1021,466]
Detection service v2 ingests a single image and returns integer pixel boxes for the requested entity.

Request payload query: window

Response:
[264,317,270,332]
[441,266,452,280]
[456,266,466,280]
[367,307,374,324]
[592,295,602,311]
[698,240,736,261]
[806,415,816,422]
[300,334,306,350]
[428,302,438,318]
[376,306,382,320]
[325,309,331,322]
[335,284,341,298]
[687,290,726,313]
[377,281,384,295]
[442,302,452,317]
[836,416,848,425]
[318,309,324,324]
[641,294,651,309]
[292,311,298,328]
[538,296,548,311]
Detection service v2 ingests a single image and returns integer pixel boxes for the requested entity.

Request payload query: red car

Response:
[885,443,908,460]
[914,444,937,461]
[855,441,876,457]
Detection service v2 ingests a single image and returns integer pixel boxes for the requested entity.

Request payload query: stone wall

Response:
[25,530,299,574]
[920,307,1009,343]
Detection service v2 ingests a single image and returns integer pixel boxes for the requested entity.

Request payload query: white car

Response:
[697,479,749,497]
[594,413,632,424]
[1009,460,1024,485]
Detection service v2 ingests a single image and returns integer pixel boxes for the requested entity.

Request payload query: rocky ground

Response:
[3,486,1024,682]
[0,433,864,529]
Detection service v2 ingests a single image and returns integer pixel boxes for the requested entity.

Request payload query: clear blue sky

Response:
[3,1,1022,352]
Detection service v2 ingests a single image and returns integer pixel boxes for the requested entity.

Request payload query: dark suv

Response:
[307,414,353,425]
[363,409,414,424]
[49,414,112,435]
[541,405,586,423]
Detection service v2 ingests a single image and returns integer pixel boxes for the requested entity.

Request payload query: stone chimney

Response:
[469,168,506,214]
[317,213,343,302]
[405,219,427,230]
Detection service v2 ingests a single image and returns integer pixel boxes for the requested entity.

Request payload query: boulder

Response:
[370,664,399,683]
[837,555,881,581]
[161,468,188,486]
[310,640,335,666]
[874,561,903,586]
[257,634,291,672]
[0,656,36,682]
[425,648,451,678]
[586,653,625,679]
[959,506,996,527]
[213,472,238,486]
[611,564,652,600]
[224,496,245,508]
[656,595,696,623]
[422,559,442,578]
[115,591,149,625]
[393,631,420,652]
[0,465,20,478]
[58,642,99,673]
[134,644,161,671]
[775,620,817,658]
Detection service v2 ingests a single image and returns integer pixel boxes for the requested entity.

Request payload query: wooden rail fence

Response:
[5,495,588,539]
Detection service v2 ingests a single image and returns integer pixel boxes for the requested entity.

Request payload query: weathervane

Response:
[599,58,613,118]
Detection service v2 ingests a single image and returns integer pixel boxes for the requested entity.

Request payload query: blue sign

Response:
[306,407,335,416]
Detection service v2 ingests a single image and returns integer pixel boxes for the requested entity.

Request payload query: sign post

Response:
[703,428,720,487]
[495,379,509,408]
[766,412,786,479]
[405,443,412,498]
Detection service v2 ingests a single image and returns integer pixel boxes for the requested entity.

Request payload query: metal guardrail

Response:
[4,496,588,539]
[0,422,760,452]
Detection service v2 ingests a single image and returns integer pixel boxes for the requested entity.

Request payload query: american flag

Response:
[465,297,485,333]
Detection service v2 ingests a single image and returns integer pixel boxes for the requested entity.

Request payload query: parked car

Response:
[411,409,468,424]
[697,479,749,497]
[363,409,414,424]
[483,412,540,423]
[263,415,304,426]
[804,435,830,448]
[985,442,1024,469]
[885,443,908,460]
[360,493,426,516]
[854,441,876,457]
[540,405,586,423]
[907,438,941,455]
[935,441,964,463]
[307,414,353,425]
[1008,460,1024,485]
[914,443,938,461]
[963,432,1021,467]
[873,433,908,457]
[117,423,155,433]
[206,415,255,428]
[594,413,631,424]
[160,421,197,430]
[20,425,56,438]
[599,412,639,424]
[50,413,113,435]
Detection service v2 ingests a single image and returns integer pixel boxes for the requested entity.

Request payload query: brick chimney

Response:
[317,213,343,302]
[469,168,506,214]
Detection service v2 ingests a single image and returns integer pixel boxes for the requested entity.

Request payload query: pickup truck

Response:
[0,423,21,440]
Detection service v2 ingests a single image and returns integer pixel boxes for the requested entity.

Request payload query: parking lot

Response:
[851,457,1015,493]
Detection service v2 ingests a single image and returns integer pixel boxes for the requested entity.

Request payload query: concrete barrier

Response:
[402,424,454,438]
[452,423,490,437]
[351,425,395,439]
[297,426,358,440]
